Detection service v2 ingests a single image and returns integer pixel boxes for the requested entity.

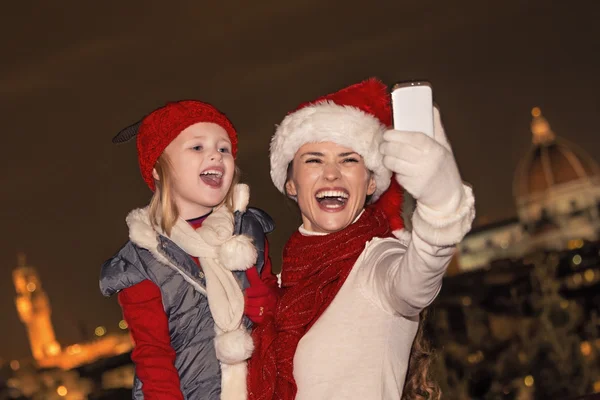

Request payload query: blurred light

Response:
[26,282,36,292]
[57,385,68,396]
[47,343,60,356]
[467,350,484,364]
[95,326,107,337]
[524,375,534,387]
[67,344,82,355]
[518,351,528,363]
[531,107,541,117]
[568,239,584,250]
[572,255,582,266]
[594,380,600,393]
[10,360,20,371]
[584,269,595,283]
[461,296,472,307]
[119,320,129,330]
[573,273,583,286]
[560,300,569,309]
[581,341,592,356]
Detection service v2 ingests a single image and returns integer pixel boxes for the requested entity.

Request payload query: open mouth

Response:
[315,189,349,210]
[200,168,224,188]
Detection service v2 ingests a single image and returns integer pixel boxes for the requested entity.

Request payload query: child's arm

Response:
[244,238,279,324]
[258,238,278,289]
[118,280,184,400]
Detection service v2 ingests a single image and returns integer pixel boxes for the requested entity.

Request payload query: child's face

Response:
[159,122,235,219]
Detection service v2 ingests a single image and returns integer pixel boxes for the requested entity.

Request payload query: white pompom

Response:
[214,328,254,364]
[219,234,257,271]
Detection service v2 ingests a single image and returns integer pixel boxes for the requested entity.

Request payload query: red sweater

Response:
[118,217,275,399]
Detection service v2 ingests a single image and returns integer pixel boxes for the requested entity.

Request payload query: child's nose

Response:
[209,149,222,162]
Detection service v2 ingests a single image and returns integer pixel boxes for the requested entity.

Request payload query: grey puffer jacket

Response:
[100,201,274,400]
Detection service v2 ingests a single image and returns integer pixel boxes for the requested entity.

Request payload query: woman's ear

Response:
[152,168,160,181]
[367,175,377,196]
[285,179,298,196]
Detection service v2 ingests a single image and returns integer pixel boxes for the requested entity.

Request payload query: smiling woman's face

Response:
[285,141,377,234]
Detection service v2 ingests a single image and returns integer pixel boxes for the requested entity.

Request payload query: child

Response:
[100,100,278,400]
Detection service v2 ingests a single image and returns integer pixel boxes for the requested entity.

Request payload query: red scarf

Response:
[248,206,392,400]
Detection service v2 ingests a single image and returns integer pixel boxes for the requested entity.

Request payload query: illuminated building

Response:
[13,253,62,362]
[11,254,134,379]
[456,108,600,273]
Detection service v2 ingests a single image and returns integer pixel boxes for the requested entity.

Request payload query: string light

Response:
[584,269,595,283]
[57,386,68,396]
[581,341,592,356]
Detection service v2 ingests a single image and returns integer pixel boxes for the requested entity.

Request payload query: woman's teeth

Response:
[316,190,349,208]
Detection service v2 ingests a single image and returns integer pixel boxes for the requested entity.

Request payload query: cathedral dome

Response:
[513,107,600,200]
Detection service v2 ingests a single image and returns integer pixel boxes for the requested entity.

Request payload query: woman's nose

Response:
[323,163,341,180]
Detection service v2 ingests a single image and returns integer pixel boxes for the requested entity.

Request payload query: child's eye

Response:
[342,158,359,163]
[192,145,203,151]
[219,147,231,154]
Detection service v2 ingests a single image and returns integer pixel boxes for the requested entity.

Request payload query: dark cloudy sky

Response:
[2,1,599,360]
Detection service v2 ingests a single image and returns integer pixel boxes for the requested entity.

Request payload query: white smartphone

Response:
[391,81,434,137]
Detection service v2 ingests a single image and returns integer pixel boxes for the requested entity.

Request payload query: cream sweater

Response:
[292,185,475,400]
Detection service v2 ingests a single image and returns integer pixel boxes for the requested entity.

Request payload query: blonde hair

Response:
[148,153,240,236]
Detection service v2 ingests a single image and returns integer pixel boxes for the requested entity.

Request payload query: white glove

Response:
[380,107,464,216]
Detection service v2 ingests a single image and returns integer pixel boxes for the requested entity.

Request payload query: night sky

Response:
[2,1,599,361]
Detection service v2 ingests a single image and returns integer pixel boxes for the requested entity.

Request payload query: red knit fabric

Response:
[247,207,392,400]
[137,100,238,190]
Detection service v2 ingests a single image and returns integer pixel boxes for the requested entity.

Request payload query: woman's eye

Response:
[342,158,359,163]
[305,158,321,164]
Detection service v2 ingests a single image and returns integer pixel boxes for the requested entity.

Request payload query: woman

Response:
[248,78,475,400]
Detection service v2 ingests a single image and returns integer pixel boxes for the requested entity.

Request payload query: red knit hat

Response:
[269,77,404,231]
[119,100,238,191]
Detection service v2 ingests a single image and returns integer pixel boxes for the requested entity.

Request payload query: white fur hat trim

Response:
[269,101,392,201]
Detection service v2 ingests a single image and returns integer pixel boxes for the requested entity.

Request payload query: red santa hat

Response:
[113,100,238,191]
[269,77,404,230]
[270,78,393,201]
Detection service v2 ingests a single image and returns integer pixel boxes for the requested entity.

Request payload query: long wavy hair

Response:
[402,310,442,400]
